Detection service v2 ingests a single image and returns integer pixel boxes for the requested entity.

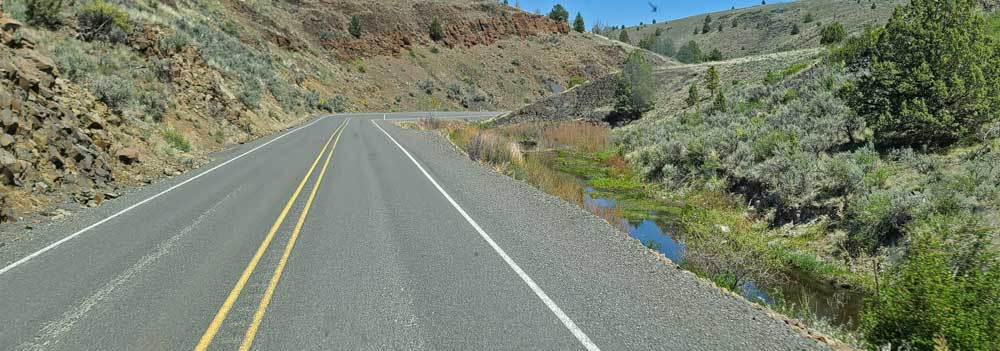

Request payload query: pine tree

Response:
[686,84,700,108]
[705,66,720,93]
[573,12,585,33]
[618,29,630,44]
[548,4,569,22]
[676,40,702,63]
[429,19,444,41]
[348,16,362,38]
[820,22,846,44]
[614,51,655,120]
[713,90,727,112]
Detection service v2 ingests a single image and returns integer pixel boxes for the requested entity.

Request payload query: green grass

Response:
[781,61,810,77]
[544,140,872,291]
[988,13,1000,39]
[162,129,192,152]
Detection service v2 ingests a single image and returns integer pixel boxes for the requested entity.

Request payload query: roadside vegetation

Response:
[418,0,1000,349]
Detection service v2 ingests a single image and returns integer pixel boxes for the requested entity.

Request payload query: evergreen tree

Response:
[843,0,1000,147]
[429,19,444,41]
[618,29,631,44]
[573,12,585,33]
[348,16,362,38]
[686,84,700,108]
[649,36,675,57]
[614,51,656,120]
[706,48,724,61]
[705,66,720,93]
[676,40,702,63]
[548,4,569,22]
[820,22,846,45]
[713,90,727,112]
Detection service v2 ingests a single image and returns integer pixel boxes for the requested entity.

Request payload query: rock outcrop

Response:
[493,73,620,125]
[0,11,120,220]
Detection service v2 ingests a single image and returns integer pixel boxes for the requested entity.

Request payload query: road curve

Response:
[0,112,824,350]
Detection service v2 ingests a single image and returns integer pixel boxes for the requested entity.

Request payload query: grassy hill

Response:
[607,0,905,60]
[0,0,633,220]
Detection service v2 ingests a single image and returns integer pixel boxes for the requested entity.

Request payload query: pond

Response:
[583,188,865,329]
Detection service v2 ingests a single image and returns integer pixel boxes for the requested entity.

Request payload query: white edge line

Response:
[0,116,331,276]
[370,120,601,351]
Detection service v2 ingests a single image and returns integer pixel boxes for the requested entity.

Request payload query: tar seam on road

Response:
[18,185,244,351]
[0,116,331,276]
[371,120,602,351]
[194,118,349,351]
[238,118,351,351]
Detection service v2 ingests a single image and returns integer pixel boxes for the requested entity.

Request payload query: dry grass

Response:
[496,122,544,141]
[540,121,609,152]
[605,153,630,178]
[521,157,584,205]
[586,201,631,233]
[466,131,514,165]
[414,119,630,225]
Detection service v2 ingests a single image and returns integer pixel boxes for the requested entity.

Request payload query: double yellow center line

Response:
[195,118,350,351]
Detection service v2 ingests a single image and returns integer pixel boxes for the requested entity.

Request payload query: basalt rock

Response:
[0,11,118,209]
[115,147,140,165]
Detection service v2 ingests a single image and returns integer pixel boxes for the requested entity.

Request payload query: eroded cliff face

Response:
[257,0,569,61]
[0,13,119,220]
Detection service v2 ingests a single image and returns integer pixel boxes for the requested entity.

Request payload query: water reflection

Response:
[582,187,863,329]
[584,188,685,263]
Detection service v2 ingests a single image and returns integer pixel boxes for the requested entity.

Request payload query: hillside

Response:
[607,0,905,60]
[0,0,633,221]
[477,0,1000,347]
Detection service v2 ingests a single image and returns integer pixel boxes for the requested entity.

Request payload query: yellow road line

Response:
[194,118,348,351]
[238,118,351,351]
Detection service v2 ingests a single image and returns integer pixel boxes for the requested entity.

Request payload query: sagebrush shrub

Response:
[77,0,130,42]
[89,74,133,111]
[25,0,63,27]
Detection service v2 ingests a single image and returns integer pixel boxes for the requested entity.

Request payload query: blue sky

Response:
[511,0,797,29]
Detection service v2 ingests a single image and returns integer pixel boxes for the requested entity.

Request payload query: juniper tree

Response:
[842,0,1000,148]
[573,12,585,32]
[614,51,655,120]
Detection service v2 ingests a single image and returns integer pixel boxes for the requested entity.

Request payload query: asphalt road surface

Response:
[0,113,825,350]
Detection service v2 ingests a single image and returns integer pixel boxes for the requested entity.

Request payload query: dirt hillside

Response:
[0,0,632,221]
[607,0,905,60]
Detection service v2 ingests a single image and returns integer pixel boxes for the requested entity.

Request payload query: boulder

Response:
[0,16,22,33]
[0,90,10,109]
[115,147,140,165]
[0,148,15,166]
[0,133,12,147]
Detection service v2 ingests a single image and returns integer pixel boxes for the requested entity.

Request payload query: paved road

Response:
[0,113,823,350]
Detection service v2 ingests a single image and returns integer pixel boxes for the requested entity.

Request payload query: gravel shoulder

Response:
[381,123,830,350]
